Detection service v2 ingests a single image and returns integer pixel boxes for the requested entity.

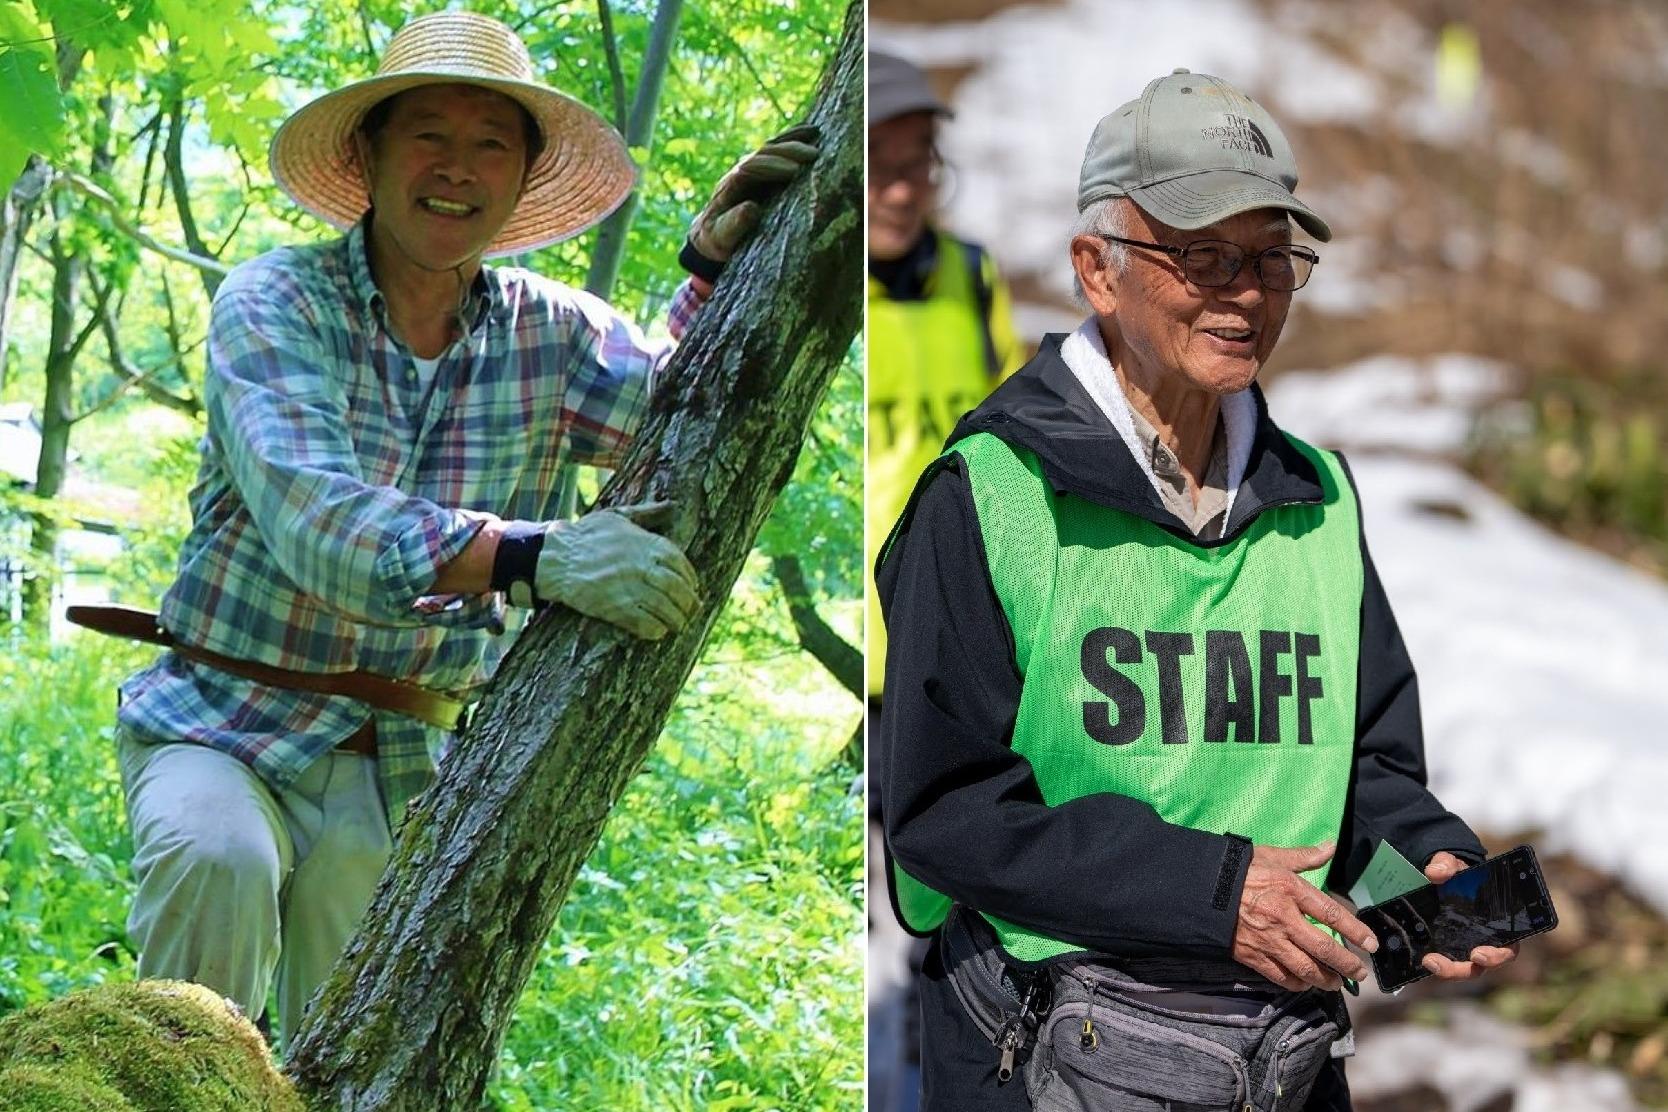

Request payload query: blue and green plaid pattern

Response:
[118,218,703,825]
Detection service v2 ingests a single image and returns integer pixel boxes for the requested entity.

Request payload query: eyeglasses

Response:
[869,149,943,190]
[1095,234,1319,292]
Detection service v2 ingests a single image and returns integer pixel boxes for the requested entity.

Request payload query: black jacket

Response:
[875,334,1485,962]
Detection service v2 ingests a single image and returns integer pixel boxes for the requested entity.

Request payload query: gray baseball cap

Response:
[1078,69,1331,242]
[869,51,951,126]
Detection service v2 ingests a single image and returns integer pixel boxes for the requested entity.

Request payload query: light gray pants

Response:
[117,731,393,1046]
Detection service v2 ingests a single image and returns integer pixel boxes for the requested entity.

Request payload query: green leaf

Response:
[34,0,139,51]
[0,2,65,191]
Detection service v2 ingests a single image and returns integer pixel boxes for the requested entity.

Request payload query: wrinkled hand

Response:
[688,123,821,263]
[535,501,701,640]
[1418,851,1520,980]
[1231,841,1378,992]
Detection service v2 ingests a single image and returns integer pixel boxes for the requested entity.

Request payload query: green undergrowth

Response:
[493,637,864,1111]
[1469,369,1668,578]
[0,619,863,1110]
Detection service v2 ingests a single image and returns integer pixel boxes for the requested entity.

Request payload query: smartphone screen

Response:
[1357,845,1557,993]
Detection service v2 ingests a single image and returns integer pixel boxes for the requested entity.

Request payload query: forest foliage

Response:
[0,1,862,1107]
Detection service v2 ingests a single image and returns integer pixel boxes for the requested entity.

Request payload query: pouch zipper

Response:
[1044,998,1253,1108]
[1080,976,1101,1052]
[993,974,1047,1083]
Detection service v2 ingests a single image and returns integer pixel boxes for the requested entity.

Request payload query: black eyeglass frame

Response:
[1093,234,1320,291]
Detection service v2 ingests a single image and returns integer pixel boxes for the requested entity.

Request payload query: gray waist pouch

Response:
[941,906,1354,1112]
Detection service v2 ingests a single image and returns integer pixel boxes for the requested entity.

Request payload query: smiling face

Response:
[868,110,938,261]
[356,83,532,274]
[1072,200,1295,397]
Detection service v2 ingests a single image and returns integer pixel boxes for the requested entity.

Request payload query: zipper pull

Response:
[1275,1035,1291,1098]
[995,1020,1021,1083]
[994,973,1047,1083]
[1080,976,1099,1051]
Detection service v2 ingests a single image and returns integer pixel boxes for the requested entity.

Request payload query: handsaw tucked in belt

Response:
[67,604,470,731]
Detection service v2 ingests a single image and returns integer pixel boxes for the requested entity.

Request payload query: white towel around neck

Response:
[1058,317,1256,525]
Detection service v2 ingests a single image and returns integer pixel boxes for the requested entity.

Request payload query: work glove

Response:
[534,502,701,640]
[680,123,821,282]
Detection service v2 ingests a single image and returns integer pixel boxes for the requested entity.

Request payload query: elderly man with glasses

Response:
[874,70,1516,1111]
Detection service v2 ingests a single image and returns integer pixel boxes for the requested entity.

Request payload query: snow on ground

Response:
[1267,355,1668,917]
[1348,1004,1639,1111]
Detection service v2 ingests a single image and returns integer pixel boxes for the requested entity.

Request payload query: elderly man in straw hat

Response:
[100,12,815,1045]
[874,70,1516,1110]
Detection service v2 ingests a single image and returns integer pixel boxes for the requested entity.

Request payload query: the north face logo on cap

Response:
[1200,114,1273,158]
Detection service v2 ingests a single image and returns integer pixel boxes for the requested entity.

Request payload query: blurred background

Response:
[869,1,1668,1109]
[0,2,861,1108]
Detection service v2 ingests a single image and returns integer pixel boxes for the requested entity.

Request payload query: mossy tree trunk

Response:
[282,4,863,1108]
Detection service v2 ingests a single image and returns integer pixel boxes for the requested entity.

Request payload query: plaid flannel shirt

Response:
[118,218,704,825]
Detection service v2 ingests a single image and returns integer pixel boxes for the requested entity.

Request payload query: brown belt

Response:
[336,719,378,757]
[67,605,469,731]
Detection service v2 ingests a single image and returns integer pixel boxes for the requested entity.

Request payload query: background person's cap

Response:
[869,51,952,126]
[1077,68,1332,242]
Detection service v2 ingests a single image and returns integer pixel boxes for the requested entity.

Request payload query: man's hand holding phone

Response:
[1416,850,1521,980]
[1230,841,1379,992]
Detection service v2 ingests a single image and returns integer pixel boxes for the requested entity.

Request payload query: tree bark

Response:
[0,158,51,392]
[282,4,862,1108]
[22,94,114,626]
[21,231,80,626]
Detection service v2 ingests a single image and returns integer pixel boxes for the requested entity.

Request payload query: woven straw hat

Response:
[269,11,636,257]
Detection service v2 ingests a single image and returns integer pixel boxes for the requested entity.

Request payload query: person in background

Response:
[865,48,1024,1112]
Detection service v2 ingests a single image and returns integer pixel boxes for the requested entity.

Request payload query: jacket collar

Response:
[947,334,1324,545]
[867,226,941,302]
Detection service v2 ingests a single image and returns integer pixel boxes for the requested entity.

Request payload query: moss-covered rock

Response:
[0,980,303,1112]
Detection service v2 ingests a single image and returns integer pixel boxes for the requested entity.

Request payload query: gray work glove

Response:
[684,124,821,272]
[535,502,701,640]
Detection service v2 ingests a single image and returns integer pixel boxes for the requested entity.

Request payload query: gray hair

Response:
[1071,196,1136,306]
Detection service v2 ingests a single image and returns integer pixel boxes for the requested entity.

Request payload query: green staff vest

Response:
[866,235,997,696]
[891,430,1363,963]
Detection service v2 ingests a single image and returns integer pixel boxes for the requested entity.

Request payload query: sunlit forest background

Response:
[0,0,862,1108]
[870,1,1668,1110]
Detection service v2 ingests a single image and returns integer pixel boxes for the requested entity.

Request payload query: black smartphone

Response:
[1357,845,1557,993]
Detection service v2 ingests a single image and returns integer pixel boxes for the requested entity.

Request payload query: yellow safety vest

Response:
[867,233,1016,695]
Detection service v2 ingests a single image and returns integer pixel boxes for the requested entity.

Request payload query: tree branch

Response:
[165,92,224,298]
[64,277,114,367]
[160,273,191,367]
[595,0,629,131]
[55,170,231,279]
[688,7,789,121]
[132,106,166,213]
[356,0,377,59]
[73,274,200,421]
[215,198,251,258]
[584,0,685,299]
[510,2,567,34]
[770,553,861,698]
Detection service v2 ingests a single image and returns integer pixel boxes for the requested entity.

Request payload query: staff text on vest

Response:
[1080,627,1324,747]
